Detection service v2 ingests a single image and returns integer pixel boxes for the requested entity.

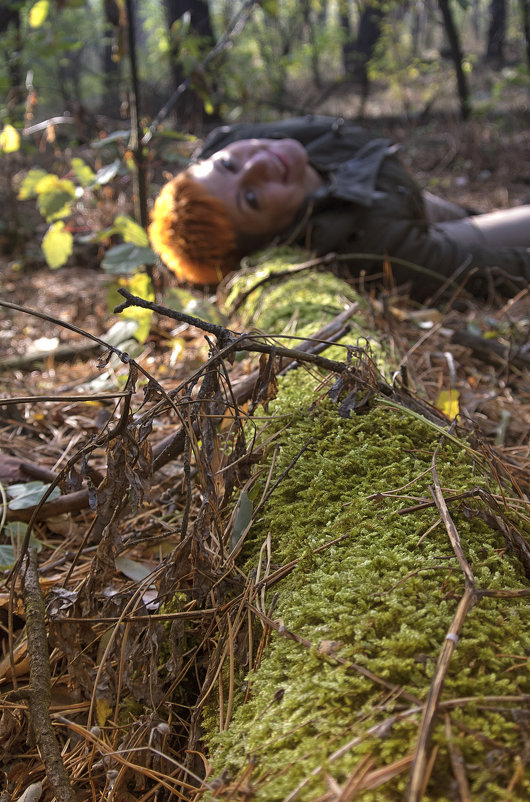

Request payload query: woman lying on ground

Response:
[149,115,530,298]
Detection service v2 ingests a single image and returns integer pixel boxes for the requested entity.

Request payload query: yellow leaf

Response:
[29,0,49,28]
[109,272,154,343]
[34,174,76,197]
[18,168,49,199]
[96,697,112,727]
[42,222,73,269]
[0,124,20,153]
[114,215,149,246]
[435,389,460,419]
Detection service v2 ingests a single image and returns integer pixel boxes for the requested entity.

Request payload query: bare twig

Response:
[115,288,352,374]
[444,714,472,802]
[406,440,478,802]
[21,549,76,802]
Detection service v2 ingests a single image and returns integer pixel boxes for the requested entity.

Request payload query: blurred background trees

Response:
[1,0,529,136]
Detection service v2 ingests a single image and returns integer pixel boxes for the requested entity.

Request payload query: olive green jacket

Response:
[199,116,530,297]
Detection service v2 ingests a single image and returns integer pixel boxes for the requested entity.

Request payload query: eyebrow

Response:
[213,158,243,213]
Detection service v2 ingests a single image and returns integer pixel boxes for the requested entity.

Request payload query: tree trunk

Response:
[301,0,322,87]
[341,2,386,111]
[100,0,122,115]
[520,0,530,72]
[0,4,23,119]
[196,256,530,800]
[340,2,355,76]
[437,0,471,119]
[485,0,506,67]
[162,0,218,131]
[354,3,386,91]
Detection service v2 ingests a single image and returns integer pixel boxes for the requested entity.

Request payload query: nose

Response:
[241,150,272,181]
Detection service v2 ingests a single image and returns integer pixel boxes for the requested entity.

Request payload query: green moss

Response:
[223,247,365,339]
[202,263,529,801]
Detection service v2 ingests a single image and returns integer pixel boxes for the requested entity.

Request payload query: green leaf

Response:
[157,130,196,141]
[102,242,156,274]
[115,556,154,582]
[230,491,254,552]
[38,189,74,221]
[29,0,49,28]
[35,174,76,198]
[0,523,43,569]
[0,545,17,570]
[34,175,76,221]
[71,157,96,187]
[0,124,20,153]
[42,222,73,269]
[90,214,149,247]
[0,521,42,571]
[18,168,49,200]
[113,215,150,246]
[259,0,279,15]
[7,481,61,510]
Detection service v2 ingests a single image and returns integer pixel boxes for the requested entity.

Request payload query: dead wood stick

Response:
[0,340,101,370]
[444,713,472,802]
[407,586,476,802]
[21,549,76,802]
[451,329,530,372]
[4,489,91,523]
[406,444,478,802]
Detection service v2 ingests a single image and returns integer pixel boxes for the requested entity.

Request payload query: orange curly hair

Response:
[148,172,240,285]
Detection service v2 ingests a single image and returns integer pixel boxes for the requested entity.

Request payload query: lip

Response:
[269,149,290,181]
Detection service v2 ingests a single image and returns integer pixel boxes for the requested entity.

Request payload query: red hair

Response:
[149,172,240,285]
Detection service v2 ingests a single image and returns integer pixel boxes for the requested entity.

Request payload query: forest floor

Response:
[0,106,529,800]
[2,108,529,450]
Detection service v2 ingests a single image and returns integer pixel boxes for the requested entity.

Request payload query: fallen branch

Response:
[406,439,478,802]
[18,549,76,802]
[452,328,530,372]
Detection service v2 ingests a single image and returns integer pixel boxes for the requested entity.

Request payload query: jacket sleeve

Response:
[340,206,530,298]
[308,154,530,298]
[388,224,530,297]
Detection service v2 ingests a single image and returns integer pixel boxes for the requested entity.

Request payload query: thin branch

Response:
[115,288,350,374]
[444,714,472,802]
[406,587,476,802]
[406,440,478,802]
[22,549,76,802]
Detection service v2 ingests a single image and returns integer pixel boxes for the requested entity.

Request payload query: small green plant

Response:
[17,153,157,272]
[6,132,159,343]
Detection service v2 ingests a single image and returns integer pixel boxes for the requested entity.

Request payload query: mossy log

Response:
[201,251,530,801]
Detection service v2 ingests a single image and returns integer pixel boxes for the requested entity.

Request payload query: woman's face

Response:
[188,138,323,240]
